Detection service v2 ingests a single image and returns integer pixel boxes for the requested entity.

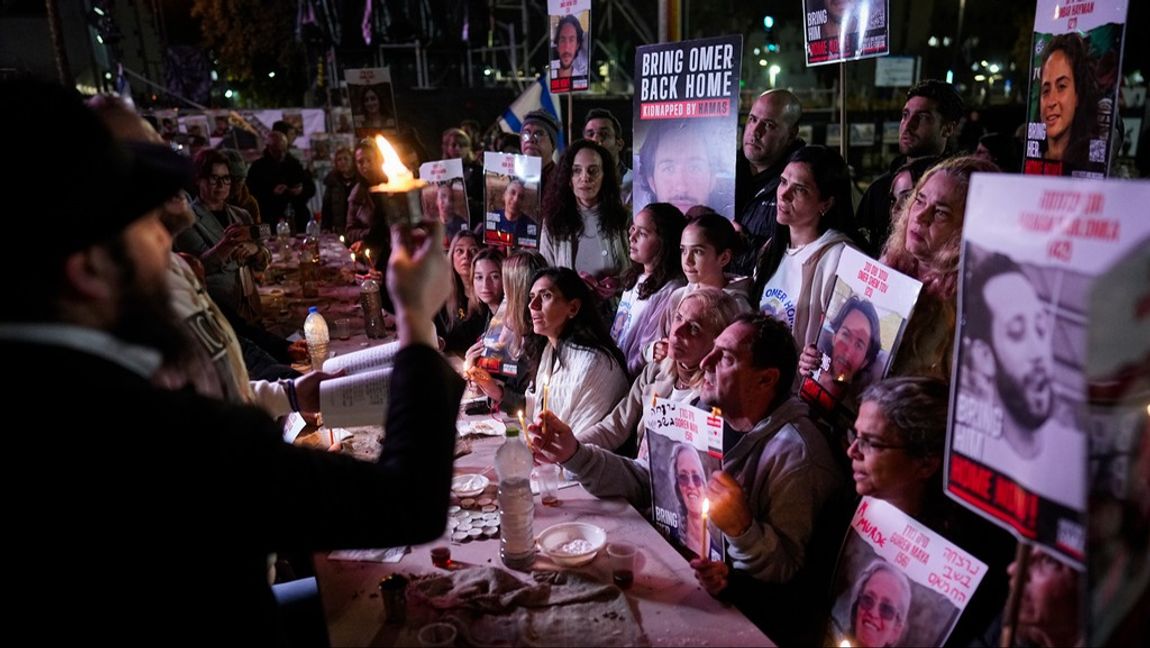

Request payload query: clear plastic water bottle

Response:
[303,306,329,371]
[305,216,321,239]
[299,245,318,298]
[496,427,536,570]
[276,218,292,251]
[284,202,296,229]
[359,277,387,338]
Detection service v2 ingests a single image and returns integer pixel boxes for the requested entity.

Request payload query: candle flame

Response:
[374,135,414,188]
[702,498,710,517]
[365,248,372,259]
[840,641,852,648]
[339,234,346,244]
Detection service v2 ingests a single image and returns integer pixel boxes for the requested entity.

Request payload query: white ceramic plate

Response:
[457,418,507,438]
[451,473,490,498]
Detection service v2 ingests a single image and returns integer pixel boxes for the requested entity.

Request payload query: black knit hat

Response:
[522,109,560,146]
[2,78,192,254]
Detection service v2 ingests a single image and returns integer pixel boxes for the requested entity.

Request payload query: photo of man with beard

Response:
[960,250,1085,510]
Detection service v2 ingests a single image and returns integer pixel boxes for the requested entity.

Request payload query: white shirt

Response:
[758,229,844,332]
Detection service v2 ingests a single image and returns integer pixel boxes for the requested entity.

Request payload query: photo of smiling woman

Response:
[1037,33,1099,169]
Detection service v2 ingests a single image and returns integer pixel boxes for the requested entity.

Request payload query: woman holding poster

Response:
[752,145,856,352]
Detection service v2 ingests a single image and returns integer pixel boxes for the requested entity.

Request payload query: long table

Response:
[311,425,775,647]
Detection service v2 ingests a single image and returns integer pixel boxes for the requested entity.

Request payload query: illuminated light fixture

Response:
[974,74,986,82]
[268,71,276,79]
[759,59,768,67]
[989,64,1000,73]
[224,89,234,99]
[928,36,939,47]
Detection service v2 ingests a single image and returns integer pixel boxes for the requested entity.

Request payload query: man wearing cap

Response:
[1,79,464,644]
[520,109,560,198]
[856,80,962,256]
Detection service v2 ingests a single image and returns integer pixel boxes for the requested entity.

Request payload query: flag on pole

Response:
[497,76,565,151]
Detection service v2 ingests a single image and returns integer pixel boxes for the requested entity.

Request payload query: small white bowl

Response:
[451,473,490,498]
[537,522,606,567]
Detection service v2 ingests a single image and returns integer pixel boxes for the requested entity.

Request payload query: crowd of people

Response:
[3,65,1105,647]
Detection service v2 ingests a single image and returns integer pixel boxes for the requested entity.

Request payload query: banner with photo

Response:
[827,497,989,647]
[345,67,397,137]
[1023,0,1128,177]
[645,398,725,561]
[799,248,922,415]
[803,0,890,67]
[632,35,742,219]
[548,0,591,94]
[946,173,1150,567]
[419,159,470,244]
[474,302,520,379]
[483,152,542,249]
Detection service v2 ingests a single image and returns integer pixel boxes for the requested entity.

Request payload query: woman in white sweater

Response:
[525,267,630,450]
[538,139,630,304]
[752,145,858,351]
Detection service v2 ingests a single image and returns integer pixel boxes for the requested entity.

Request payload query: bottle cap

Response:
[308,306,318,313]
[505,427,520,438]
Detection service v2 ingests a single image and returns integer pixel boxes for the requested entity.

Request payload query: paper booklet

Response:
[318,341,402,427]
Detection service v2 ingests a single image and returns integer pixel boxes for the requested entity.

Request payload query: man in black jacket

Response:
[1,79,462,645]
[247,130,316,231]
[855,80,962,257]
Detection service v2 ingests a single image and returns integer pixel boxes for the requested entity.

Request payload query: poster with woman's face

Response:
[799,248,922,415]
[548,0,592,94]
[345,67,397,137]
[827,498,988,647]
[419,158,469,245]
[1023,0,1128,178]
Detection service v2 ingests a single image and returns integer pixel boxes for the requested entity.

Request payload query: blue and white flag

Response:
[497,76,565,150]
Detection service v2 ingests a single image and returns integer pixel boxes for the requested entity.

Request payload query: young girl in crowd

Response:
[465,251,547,412]
[539,140,630,304]
[752,145,857,351]
[525,267,630,448]
[648,211,751,363]
[611,202,686,375]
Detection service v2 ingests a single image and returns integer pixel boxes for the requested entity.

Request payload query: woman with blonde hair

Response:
[880,155,999,377]
[465,250,548,413]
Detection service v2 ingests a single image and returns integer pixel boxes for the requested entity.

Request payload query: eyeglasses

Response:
[847,428,908,453]
[521,130,547,143]
[207,174,233,186]
[858,592,901,622]
[676,472,705,488]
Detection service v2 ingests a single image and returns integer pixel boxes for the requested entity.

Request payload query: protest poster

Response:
[803,0,890,67]
[548,0,591,94]
[632,35,742,219]
[1023,0,1128,178]
[419,158,470,244]
[178,113,210,142]
[1082,205,1150,644]
[483,152,542,249]
[946,174,1150,567]
[798,248,922,415]
[345,67,397,136]
[473,302,520,378]
[827,497,989,647]
[646,397,725,561]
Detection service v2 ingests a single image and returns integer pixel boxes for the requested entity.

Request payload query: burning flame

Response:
[840,641,852,648]
[374,135,415,189]
[702,498,710,517]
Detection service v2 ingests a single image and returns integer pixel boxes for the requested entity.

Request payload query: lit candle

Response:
[839,641,852,648]
[349,252,356,264]
[517,410,527,432]
[372,135,418,191]
[364,248,372,262]
[539,379,550,437]
[700,497,710,559]
[339,234,346,245]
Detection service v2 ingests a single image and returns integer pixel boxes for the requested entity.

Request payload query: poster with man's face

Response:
[799,248,922,415]
[946,173,1150,567]
[548,0,591,94]
[1023,0,1128,178]
[827,498,988,647]
[419,158,469,245]
[632,35,742,219]
[803,0,890,66]
[483,152,542,249]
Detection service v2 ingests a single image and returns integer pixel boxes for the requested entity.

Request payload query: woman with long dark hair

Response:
[752,145,857,351]
[611,202,687,374]
[525,267,629,449]
[539,139,631,302]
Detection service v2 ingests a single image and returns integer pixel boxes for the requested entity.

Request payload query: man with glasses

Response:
[176,149,269,323]
[531,314,846,643]
[519,109,560,198]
